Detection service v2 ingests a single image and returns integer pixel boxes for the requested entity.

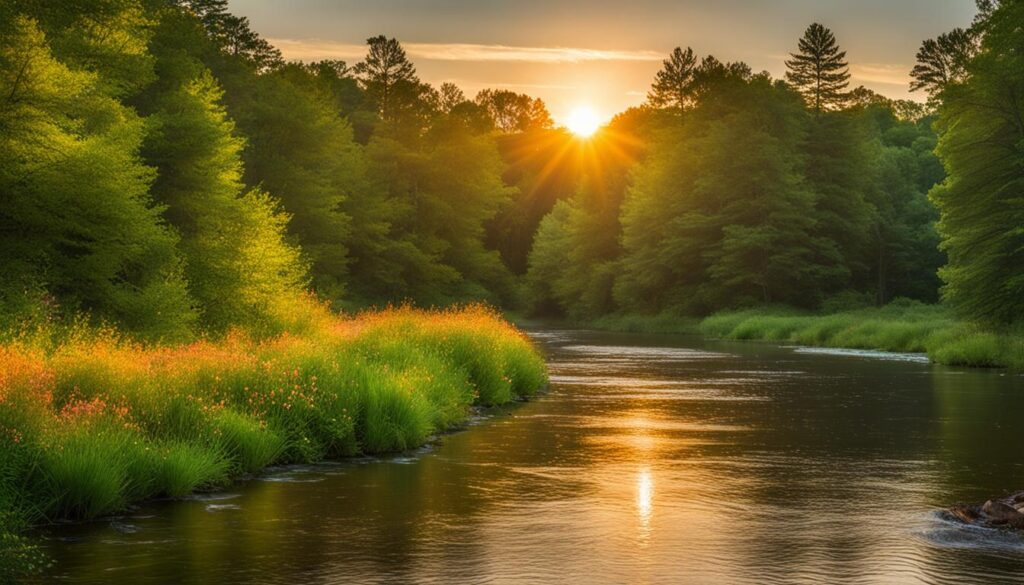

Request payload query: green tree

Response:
[350,112,515,305]
[211,62,365,303]
[646,46,698,112]
[355,35,431,131]
[617,72,845,312]
[785,23,850,112]
[475,89,554,133]
[524,201,574,315]
[910,28,976,98]
[141,69,306,329]
[0,15,195,339]
[929,0,1024,325]
[861,105,945,303]
[438,82,467,113]
[173,0,283,72]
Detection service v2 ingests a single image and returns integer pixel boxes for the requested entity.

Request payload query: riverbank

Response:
[0,305,546,579]
[584,303,1024,371]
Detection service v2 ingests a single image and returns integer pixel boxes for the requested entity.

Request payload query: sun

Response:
[565,106,601,138]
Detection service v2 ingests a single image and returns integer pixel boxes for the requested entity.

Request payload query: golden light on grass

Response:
[565,105,601,137]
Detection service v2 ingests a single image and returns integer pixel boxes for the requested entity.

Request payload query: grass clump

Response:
[588,311,698,334]
[697,301,1024,370]
[0,304,547,562]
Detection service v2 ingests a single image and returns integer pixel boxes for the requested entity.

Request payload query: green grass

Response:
[587,311,699,334]
[696,302,1024,370]
[0,304,547,576]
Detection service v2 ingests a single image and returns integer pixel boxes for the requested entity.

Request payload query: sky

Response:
[227,0,978,125]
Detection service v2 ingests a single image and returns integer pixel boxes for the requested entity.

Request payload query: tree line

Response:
[527,24,945,318]
[527,0,1023,330]
[0,0,557,340]
[1,0,1020,340]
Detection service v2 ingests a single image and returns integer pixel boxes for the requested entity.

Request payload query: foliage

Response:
[697,303,1024,370]
[475,89,554,133]
[0,305,547,566]
[925,0,1024,327]
[785,23,851,112]
[0,13,196,342]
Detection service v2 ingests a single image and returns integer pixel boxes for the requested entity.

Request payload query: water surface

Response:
[40,329,1024,583]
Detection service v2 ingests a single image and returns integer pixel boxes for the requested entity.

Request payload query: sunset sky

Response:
[227,0,977,125]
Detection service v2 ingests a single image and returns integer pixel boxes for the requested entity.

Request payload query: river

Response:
[40,328,1024,584]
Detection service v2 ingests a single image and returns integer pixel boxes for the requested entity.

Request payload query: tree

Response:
[226,63,365,303]
[474,89,554,133]
[173,0,283,72]
[438,82,466,113]
[0,14,195,340]
[861,105,945,303]
[909,28,976,98]
[525,201,574,315]
[302,59,376,143]
[647,47,699,112]
[141,68,306,329]
[355,35,426,129]
[785,23,850,112]
[617,74,846,313]
[929,0,1024,326]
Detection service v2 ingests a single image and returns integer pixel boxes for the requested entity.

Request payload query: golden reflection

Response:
[636,466,654,543]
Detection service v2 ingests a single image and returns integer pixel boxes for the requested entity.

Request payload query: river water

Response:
[40,329,1024,584]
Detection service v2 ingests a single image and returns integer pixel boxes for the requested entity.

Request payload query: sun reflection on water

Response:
[637,466,653,544]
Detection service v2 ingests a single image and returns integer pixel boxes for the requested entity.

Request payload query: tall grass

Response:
[0,303,547,574]
[697,302,1024,370]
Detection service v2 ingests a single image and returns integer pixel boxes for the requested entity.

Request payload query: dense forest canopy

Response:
[0,0,1021,341]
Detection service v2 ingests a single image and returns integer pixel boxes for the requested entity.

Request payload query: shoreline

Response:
[564,304,1024,371]
[0,306,548,580]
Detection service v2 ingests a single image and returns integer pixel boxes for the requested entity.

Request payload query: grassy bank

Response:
[0,304,546,579]
[700,304,1024,370]
[586,303,1024,371]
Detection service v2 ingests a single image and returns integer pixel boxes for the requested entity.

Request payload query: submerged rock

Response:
[950,493,1024,530]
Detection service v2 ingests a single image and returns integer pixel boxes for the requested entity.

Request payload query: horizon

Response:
[227,0,978,125]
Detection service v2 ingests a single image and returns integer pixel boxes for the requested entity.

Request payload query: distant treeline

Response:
[1,0,1021,340]
[528,0,1024,329]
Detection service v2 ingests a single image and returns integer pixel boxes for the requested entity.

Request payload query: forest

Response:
[1,0,1023,579]
[3,0,1022,346]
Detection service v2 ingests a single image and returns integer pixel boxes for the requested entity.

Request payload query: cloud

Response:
[766,54,912,87]
[849,63,912,87]
[269,38,665,64]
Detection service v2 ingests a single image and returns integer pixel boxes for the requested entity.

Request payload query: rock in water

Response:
[981,499,1024,524]
[949,504,980,524]
[948,492,1024,530]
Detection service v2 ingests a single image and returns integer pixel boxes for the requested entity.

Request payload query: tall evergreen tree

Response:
[173,0,283,72]
[910,28,976,98]
[646,46,699,113]
[355,36,425,129]
[785,23,850,112]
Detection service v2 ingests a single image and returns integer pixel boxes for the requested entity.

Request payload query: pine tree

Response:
[785,23,850,112]
[909,28,976,98]
[355,36,422,126]
[647,47,698,112]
